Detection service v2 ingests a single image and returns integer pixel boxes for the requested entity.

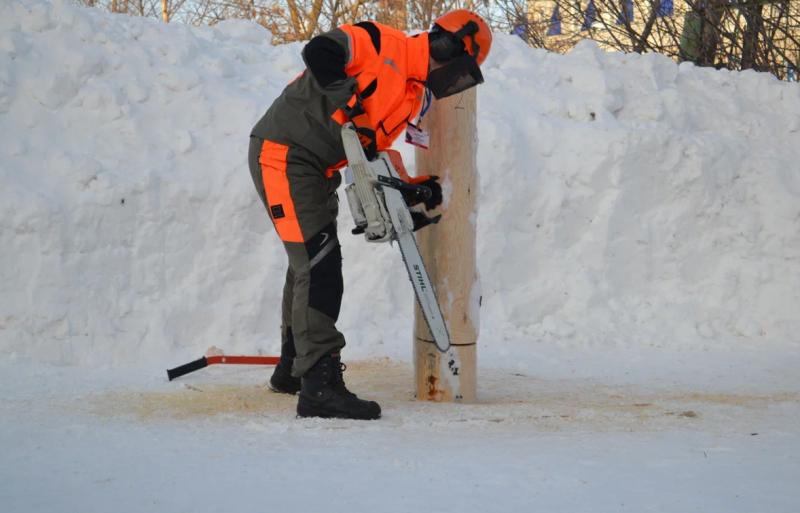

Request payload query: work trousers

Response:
[248,136,345,377]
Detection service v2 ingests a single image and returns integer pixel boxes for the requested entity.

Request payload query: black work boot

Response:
[297,353,381,420]
[269,330,300,395]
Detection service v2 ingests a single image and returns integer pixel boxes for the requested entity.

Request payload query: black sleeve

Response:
[302,35,348,88]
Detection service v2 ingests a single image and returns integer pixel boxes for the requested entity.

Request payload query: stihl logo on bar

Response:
[413,264,427,292]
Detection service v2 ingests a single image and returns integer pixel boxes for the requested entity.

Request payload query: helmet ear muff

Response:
[452,20,480,59]
[429,26,463,63]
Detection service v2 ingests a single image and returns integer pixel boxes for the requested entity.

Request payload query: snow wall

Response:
[1,0,799,366]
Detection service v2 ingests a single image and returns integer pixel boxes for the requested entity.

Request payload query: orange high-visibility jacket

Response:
[250,22,430,176]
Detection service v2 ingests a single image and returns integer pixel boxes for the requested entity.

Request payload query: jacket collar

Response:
[406,32,430,82]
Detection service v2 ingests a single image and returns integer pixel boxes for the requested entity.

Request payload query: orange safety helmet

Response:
[426,10,492,98]
[432,9,492,65]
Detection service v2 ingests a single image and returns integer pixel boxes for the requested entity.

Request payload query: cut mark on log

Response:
[416,336,475,347]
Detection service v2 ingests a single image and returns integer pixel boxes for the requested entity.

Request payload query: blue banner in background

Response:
[657,0,674,16]
[581,0,597,31]
[616,0,634,24]
[547,5,562,36]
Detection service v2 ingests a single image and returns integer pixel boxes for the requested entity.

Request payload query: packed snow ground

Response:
[1,1,799,512]
[2,355,799,513]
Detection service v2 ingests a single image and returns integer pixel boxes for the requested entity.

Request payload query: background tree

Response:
[493,0,798,79]
[75,0,798,80]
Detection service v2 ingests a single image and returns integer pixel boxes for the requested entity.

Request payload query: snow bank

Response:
[1,0,799,366]
[479,40,800,352]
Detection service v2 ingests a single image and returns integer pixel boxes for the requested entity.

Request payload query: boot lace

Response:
[332,362,357,398]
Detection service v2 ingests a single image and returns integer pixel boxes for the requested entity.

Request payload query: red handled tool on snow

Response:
[166,355,280,381]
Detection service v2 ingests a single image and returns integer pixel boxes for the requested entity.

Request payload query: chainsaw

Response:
[341,122,451,352]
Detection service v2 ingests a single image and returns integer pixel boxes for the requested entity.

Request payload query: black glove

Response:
[411,211,442,232]
[417,176,442,210]
[399,184,429,208]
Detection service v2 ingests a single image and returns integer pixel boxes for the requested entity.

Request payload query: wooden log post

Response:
[413,88,479,403]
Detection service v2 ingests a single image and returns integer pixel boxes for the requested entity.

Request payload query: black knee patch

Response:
[306,224,343,321]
